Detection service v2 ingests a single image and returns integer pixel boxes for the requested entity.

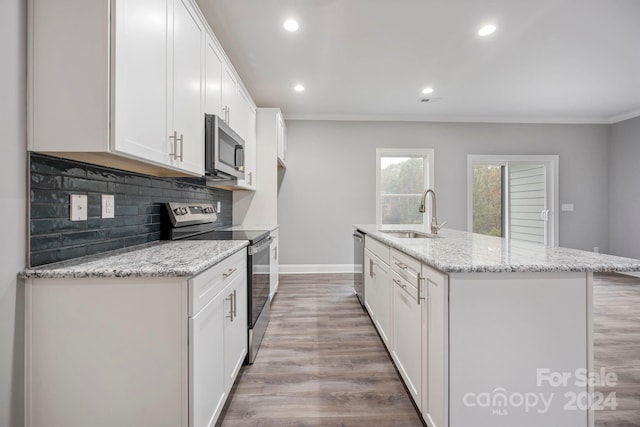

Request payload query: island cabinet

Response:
[364,236,392,349]
[357,228,598,427]
[25,249,247,427]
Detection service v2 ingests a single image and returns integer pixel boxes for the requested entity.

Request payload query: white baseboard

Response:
[279,264,356,274]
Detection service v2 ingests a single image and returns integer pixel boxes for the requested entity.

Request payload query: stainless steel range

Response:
[165,202,271,364]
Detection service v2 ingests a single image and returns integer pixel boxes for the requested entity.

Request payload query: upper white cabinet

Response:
[204,33,223,118]
[29,0,257,179]
[276,111,288,168]
[169,0,205,175]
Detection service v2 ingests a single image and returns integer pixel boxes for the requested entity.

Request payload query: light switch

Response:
[70,194,88,221]
[561,203,574,212]
[102,194,115,218]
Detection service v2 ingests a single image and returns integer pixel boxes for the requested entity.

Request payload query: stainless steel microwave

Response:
[204,114,245,181]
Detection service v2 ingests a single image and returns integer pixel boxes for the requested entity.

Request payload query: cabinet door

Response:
[245,104,257,189]
[276,112,287,168]
[221,66,237,126]
[364,251,376,318]
[422,265,448,427]
[366,252,391,348]
[224,269,248,390]
[269,236,279,299]
[205,33,223,117]
[170,0,204,175]
[391,272,422,409]
[113,0,171,166]
[190,289,228,427]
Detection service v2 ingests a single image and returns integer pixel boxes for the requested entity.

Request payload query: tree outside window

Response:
[376,149,434,226]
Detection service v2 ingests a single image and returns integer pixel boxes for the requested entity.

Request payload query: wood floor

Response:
[219,274,424,427]
[593,273,640,427]
[219,273,640,426]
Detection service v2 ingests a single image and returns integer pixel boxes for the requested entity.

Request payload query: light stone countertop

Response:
[355,224,640,274]
[20,240,249,279]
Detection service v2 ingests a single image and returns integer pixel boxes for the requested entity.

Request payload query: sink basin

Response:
[380,230,438,239]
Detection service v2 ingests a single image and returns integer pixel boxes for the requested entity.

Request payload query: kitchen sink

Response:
[380,230,438,239]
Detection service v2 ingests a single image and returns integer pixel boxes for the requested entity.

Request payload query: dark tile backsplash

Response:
[29,153,232,267]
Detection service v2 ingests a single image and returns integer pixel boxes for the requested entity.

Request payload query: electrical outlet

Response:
[594,247,599,253]
[70,194,88,221]
[216,201,221,213]
[102,194,115,219]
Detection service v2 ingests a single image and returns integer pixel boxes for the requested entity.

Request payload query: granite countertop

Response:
[20,240,249,279]
[218,224,279,232]
[355,224,640,274]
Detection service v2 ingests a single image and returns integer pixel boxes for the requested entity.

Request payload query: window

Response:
[467,155,559,246]
[376,148,434,225]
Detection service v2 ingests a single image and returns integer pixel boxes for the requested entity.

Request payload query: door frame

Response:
[467,154,559,246]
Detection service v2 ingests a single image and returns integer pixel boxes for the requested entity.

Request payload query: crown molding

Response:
[608,109,640,124]
[283,113,613,124]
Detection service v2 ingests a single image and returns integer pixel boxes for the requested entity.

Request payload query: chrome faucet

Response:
[419,189,445,234]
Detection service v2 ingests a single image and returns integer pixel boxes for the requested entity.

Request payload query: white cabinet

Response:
[224,269,248,387]
[26,250,247,427]
[364,236,392,348]
[189,250,247,427]
[29,0,260,179]
[113,0,171,168]
[276,111,288,168]
[169,0,205,175]
[233,108,282,224]
[269,229,280,300]
[390,249,424,411]
[422,264,448,427]
[230,92,257,191]
[204,33,223,117]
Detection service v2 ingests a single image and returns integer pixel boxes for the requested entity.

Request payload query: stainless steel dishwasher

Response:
[353,230,365,307]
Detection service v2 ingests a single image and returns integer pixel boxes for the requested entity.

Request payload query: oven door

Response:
[248,236,272,328]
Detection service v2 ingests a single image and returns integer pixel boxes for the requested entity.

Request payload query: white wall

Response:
[278,120,610,267]
[609,115,640,258]
[0,0,27,425]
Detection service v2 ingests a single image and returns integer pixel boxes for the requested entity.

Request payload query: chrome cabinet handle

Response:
[275,246,278,260]
[394,260,408,270]
[223,268,237,279]
[393,278,407,290]
[417,273,426,304]
[232,289,237,319]
[169,131,184,161]
[226,293,234,321]
[249,172,253,185]
[369,259,374,277]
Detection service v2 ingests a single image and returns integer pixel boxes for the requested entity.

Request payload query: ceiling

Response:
[196,0,640,123]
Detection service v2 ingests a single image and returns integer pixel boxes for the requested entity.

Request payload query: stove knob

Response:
[181,207,189,215]
[173,208,182,216]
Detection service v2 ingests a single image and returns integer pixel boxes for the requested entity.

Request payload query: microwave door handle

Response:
[235,145,245,171]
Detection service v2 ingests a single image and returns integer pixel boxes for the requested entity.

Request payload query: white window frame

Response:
[467,154,559,246]
[376,148,435,226]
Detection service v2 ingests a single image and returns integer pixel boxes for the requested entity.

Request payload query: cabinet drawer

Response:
[365,236,390,265]
[391,248,421,289]
[392,270,420,303]
[189,249,246,316]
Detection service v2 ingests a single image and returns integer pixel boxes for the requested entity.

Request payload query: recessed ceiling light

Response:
[294,84,305,92]
[478,24,496,36]
[422,87,434,95]
[283,19,299,32]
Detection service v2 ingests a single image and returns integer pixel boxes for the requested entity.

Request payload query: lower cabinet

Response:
[269,229,279,300]
[364,248,392,348]
[363,235,448,427]
[190,255,247,427]
[391,270,423,409]
[25,250,248,427]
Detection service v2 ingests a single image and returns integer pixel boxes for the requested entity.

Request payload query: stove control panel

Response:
[166,202,217,227]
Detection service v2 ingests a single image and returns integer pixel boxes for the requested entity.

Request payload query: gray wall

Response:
[609,116,640,258]
[0,0,26,425]
[278,120,610,266]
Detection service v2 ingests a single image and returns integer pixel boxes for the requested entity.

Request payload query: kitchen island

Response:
[355,225,640,427]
